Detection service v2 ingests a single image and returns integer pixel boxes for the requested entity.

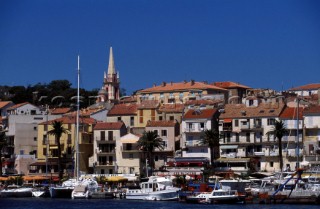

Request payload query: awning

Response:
[223,119,232,123]
[220,145,238,149]
[30,161,58,166]
[121,139,138,143]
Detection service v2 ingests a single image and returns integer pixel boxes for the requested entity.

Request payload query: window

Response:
[246,133,250,142]
[108,131,113,141]
[159,116,163,121]
[226,133,231,142]
[43,148,47,155]
[34,126,37,131]
[129,167,135,174]
[236,133,239,142]
[155,156,159,161]
[129,153,133,159]
[267,118,275,125]
[169,116,174,121]
[154,130,158,135]
[161,129,167,137]
[270,162,274,167]
[101,131,105,141]
[235,120,239,127]
[249,100,254,106]
[117,116,121,121]
[130,116,134,126]
[139,110,144,123]
[34,137,37,141]
[200,123,205,130]
[151,109,155,121]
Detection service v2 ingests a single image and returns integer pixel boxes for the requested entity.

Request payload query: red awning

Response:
[223,119,232,123]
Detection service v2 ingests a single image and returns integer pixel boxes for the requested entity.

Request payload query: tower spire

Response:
[107,47,116,75]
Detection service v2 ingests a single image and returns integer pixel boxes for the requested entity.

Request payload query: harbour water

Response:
[1,198,320,209]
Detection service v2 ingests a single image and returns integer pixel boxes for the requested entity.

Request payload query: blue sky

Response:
[1,0,319,95]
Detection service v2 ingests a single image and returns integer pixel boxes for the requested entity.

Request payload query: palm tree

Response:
[267,120,288,172]
[137,131,164,176]
[200,129,221,170]
[47,121,69,181]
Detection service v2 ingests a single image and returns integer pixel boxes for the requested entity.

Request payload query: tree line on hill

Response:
[0,80,126,108]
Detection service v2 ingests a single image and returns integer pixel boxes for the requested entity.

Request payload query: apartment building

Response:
[93,121,127,174]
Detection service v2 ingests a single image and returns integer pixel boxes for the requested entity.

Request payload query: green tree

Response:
[200,129,221,170]
[267,120,288,172]
[137,131,164,175]
[47,121,69,181]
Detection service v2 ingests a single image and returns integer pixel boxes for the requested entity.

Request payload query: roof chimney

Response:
[191,80,195,85]
[162,82,166,87]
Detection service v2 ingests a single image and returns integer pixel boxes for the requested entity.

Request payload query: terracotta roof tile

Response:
[119,96,137,103]
[40,116,96,125]
[279,107,303,120]
[220,103,285,119]
[108,103,137,116]
[185,99,222,106]
[289,83,320,91]
[0,101,13,109]
[7,102,31,110]
[303,105,320,115]
[50,107,72,115]
[65,107,106,117]
[94,121,125,130]
[212,81,251,89]
[158,104,184,113]
[184,109,217,119]
[146,120,177,127]
[139,81,227,93]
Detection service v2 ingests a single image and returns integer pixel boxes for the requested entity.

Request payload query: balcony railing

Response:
[185,127,206,132]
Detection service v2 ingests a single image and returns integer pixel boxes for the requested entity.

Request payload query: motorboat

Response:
[32,186,50,197]
[186,188,243,204]
[185,182,244,204]
[50,178,77,198]
[125,176,180,201]
[0,185,33,198]
[71,178,99,199]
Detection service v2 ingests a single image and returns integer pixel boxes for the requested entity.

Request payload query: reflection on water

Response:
[1,198,319,209]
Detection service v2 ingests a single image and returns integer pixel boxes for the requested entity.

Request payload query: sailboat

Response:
[49,56,82,198]
[70,55,99,199]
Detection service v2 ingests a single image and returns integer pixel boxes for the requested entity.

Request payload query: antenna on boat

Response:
[76,55,80,180]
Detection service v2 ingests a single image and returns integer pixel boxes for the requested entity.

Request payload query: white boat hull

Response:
[126,188,180,201]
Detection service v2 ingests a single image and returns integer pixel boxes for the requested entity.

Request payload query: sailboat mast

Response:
[76,55,80,180]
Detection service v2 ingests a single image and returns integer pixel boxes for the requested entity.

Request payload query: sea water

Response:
[0,198,319,209]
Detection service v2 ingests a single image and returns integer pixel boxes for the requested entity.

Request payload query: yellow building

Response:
[36,116,96,176]
[136,80,228,104]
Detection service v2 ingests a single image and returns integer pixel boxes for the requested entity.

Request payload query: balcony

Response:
[240,124,263,132]
[185,127,206,133]
[97,136,117,144]
[96,161,115,167]
[96,149,116,155]
[253,151,265,156]
[222,126,232,132]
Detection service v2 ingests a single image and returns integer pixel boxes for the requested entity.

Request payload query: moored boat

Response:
[125,176,180,201]
[0,185,33,198]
